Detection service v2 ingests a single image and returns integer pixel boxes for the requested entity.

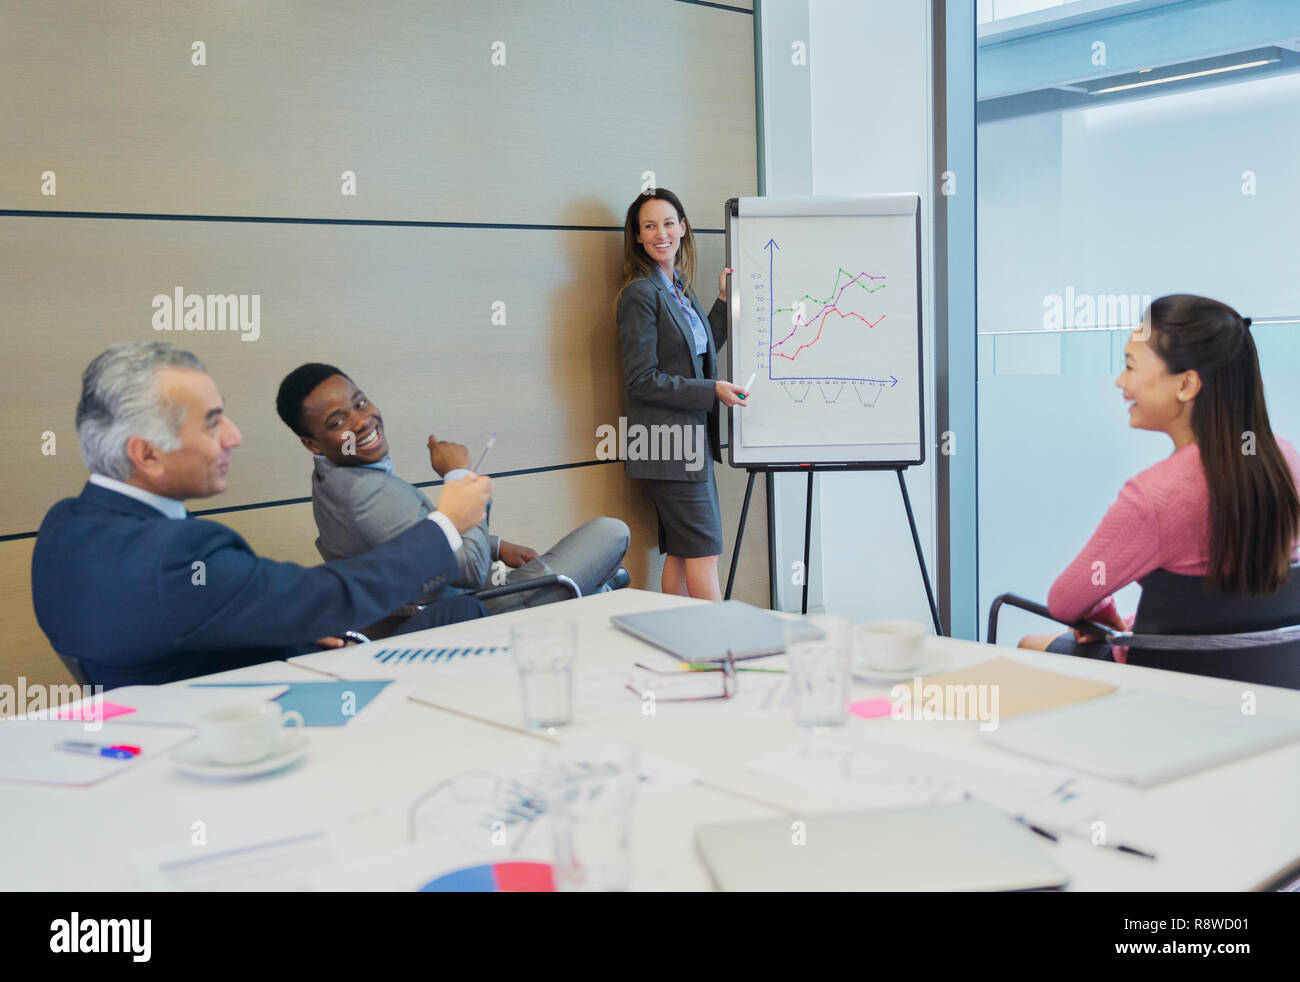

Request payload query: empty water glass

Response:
[544,740,639,891]
[786,614,852,727]
[511,621,577,730]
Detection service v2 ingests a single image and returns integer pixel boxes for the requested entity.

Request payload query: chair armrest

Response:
[1120,625,1300,652]
[986,593,1120,645]
[390,575,583,618]
[473,573,581,603]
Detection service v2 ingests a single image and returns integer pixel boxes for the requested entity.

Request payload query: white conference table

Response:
[5,588,1299,891]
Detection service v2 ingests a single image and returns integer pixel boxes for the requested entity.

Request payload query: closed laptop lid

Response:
[696,801,1070,892]
[610,601,820,662]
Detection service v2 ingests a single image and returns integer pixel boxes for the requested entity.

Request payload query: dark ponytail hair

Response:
[1146,294,1300,594]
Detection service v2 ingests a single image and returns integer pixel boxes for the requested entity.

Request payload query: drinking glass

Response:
[786,614,852,727]
[544,740,639,892]
[511,621,577,730]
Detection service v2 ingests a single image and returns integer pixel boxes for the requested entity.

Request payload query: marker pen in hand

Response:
[739,372,757,400]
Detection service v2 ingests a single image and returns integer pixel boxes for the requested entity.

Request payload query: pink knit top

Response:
[1047,438,1300,661]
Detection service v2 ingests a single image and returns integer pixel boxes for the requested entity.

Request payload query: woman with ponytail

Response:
[1020,295,1300,660]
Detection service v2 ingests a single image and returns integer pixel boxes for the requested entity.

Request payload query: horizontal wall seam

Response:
[670,0,753,11]
[1,444,731,540]
[0,210,725,234]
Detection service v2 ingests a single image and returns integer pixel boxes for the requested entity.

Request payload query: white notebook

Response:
[985,689,1300,788]
[0,720,194,786]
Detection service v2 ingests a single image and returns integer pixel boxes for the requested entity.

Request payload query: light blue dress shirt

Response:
[655,266,709,356]
[89,474,188,519]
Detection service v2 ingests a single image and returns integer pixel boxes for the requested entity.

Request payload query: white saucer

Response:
[171,732,309,779]
[852,650,946,684]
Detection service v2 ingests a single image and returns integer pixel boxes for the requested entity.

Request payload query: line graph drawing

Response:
[761,240,898,384]
[772,308,887,363]
[732,208,920,451]
[771,268,886,347]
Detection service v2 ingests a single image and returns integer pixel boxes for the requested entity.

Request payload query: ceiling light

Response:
[1094,59,1277,94]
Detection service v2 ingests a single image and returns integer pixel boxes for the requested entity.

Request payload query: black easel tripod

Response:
[723,464,944,635]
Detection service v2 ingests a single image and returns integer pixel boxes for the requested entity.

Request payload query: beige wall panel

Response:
[714,461,770,607]
[211,501,323,567]
[0,538,72,688]
[0,218,729,535]
[0,0,756,225]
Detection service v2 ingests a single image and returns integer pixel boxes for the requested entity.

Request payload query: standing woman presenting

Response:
[615,189,748,600]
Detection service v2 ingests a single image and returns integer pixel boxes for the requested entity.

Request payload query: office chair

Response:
[987,566,1300,690]
[316,539,628,639]
[316,539,584,602]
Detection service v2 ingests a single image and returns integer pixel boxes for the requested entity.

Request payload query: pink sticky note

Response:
[57,701,136,722]
[849,697,894,720]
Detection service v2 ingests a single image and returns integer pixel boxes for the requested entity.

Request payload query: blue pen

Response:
[58,740,136,760]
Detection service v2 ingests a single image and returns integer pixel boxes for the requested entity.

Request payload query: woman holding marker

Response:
[615,189,748,600]
[1020,295,1300,659]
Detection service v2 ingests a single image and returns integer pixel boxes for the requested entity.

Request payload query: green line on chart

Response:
[774,267,886,312]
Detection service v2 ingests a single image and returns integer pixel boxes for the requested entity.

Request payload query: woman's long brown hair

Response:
[614,188,697,309]
[1147,294,1300,593]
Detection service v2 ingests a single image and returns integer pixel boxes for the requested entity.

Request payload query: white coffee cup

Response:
[854,620,928,672]
[196,703,304,765]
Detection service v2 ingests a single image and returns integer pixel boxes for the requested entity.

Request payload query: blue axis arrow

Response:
[765,239,779,379]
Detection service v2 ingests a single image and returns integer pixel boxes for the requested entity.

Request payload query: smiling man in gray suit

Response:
[275,363,630,615]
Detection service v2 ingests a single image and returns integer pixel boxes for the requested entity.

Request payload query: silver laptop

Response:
[610,601,821,662]
[696,800,1071,891]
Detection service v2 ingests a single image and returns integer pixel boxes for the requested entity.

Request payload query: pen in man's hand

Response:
[472,433,498,474]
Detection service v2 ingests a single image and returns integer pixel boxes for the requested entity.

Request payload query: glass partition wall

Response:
[975,0,1300,642]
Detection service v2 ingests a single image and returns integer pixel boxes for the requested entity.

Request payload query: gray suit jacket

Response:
[310,456,497,601]
[616,274,728,481]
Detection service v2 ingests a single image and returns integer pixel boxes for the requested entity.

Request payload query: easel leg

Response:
[802,471,814,615]
[724,470,757,601]
[897,468,944,636]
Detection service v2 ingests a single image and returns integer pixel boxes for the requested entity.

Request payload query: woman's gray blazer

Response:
[616,274,728,482]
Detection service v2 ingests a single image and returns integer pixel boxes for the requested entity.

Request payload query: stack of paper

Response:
[986,689,1300,787]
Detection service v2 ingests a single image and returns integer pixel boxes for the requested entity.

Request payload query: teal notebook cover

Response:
[191,680,392,726]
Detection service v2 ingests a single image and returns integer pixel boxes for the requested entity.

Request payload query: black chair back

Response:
[1127,567,1300,689]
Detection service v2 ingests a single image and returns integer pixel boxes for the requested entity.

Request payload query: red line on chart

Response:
[771,271,886,348]
[771,308,887,362]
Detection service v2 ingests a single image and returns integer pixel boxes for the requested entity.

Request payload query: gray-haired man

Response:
[31,341,492,687]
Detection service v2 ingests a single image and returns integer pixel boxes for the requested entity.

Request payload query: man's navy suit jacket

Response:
[31,482,480,688]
